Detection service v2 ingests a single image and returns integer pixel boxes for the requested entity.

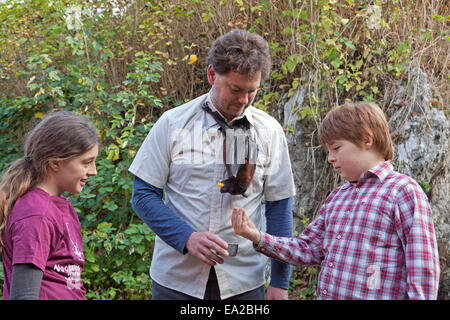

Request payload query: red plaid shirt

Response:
[256,161,440,299]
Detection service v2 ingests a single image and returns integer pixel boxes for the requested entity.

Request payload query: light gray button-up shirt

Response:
[129,93,295,299]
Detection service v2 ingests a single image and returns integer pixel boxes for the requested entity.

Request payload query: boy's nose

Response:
[327,153,335,163]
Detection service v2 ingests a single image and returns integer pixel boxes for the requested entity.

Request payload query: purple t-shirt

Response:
[2,187,86,300]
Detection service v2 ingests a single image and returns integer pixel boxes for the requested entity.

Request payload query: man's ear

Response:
[207,64,216,86]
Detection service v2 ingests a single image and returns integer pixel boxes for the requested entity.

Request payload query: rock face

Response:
[282,67,449,298]
[282,88,331,224]
[386,68,449,249]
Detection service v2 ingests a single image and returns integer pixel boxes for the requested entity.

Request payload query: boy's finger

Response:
[231,208,238,227]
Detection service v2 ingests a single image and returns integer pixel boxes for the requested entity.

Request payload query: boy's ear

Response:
[364,135,374,149]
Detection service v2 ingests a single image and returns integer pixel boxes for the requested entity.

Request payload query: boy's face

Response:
[326,139,380,182]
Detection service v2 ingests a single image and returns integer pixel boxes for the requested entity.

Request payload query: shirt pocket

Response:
[249,147,265,195]
[362,200,393,241]
[362,194,403,267]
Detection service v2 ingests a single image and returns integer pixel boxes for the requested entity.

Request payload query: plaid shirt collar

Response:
[342,160,393,190]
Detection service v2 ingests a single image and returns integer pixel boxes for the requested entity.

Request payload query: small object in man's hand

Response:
[227,243,238,256]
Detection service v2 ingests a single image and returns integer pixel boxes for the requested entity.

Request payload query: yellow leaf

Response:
[35,112,44,119]
[187,54,197,64]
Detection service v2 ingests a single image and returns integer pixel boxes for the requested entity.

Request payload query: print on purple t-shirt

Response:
[2,187,86,300]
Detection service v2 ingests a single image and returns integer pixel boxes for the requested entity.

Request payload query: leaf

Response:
[48,70,60,81]
[187,54,197,64]
[34,112,44,119]
[331,58,342,69]
[355,59,363,70]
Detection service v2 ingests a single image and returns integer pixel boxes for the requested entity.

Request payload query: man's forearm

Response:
[265,198,293,289]
[131,176,195,253]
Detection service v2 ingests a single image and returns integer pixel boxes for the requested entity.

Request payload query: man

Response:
[129,29,296,300]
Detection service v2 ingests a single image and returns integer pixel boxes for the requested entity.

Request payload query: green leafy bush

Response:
[0,0,448,299]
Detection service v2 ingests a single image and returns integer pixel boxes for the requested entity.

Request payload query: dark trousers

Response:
[152,267,265,300]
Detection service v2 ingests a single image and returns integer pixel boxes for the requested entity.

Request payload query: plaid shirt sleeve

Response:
[394,181,440,299]
[255,205,326,267]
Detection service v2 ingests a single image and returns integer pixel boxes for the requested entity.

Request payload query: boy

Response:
[232,102,440,299]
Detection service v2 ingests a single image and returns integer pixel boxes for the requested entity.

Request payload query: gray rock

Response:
[387,67,449,247]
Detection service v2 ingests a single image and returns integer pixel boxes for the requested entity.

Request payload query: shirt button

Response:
[355,188,360,192]
[322,289,328,295]
[328,262,333,267]
[337,234,342,240]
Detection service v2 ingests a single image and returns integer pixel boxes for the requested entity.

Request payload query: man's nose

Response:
[237,92,249,105]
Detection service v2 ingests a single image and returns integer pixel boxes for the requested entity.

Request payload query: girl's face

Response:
[52,145,99,194]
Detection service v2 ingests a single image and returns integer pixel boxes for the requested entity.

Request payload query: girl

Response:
[0,111,100,300]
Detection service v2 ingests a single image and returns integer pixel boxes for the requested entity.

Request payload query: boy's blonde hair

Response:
[318,102,394,160]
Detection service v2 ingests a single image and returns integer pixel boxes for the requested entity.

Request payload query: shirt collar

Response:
[205,92,255,128]
[341,160,393,190]
[367,160,393,182]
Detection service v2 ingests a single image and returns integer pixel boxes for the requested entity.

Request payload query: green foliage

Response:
[0,0,162,299]
[418,180,431,194]
[81,221,155,299]
[0,0,448,300]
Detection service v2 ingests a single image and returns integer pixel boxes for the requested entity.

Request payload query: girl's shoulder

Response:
[9,187,63,222]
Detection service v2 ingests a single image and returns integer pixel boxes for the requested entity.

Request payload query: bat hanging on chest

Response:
[202,102,257,197]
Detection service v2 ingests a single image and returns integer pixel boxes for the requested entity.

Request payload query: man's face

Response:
[207,65,261,122]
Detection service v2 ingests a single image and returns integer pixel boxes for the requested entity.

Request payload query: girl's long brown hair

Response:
[0,111,100,248]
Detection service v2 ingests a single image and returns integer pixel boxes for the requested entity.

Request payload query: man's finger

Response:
[206,233,228,250]
[205,238,228,257]
[200,246,224,264]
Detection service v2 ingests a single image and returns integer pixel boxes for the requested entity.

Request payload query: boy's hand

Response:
[232,207,261,244]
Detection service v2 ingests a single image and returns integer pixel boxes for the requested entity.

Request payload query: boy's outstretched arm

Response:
[232,207,325,267]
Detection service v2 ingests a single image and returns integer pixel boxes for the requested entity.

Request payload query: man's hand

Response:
[231,207,261,244]
[266,286,289,300]
[185,232,229,266]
